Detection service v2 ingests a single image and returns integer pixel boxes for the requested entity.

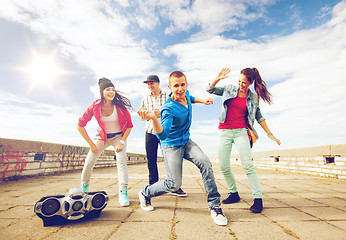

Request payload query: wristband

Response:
[267,132,273,137]
[120,140,125,144]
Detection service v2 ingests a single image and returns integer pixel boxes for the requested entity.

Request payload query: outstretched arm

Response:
[194,97,213,105]
[259,120,281,145]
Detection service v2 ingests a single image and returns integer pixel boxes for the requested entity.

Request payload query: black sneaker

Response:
[250,198,263,213]
[171,188,187,197]
[222,192,240,204]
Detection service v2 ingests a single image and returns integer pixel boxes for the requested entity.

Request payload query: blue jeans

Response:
[142,140,221,207]
[218,128,262,198]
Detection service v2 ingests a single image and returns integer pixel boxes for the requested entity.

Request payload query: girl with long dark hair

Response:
[77,78,133,207]
[207,67,280,213]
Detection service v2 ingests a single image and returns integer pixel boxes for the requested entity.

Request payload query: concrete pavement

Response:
[0,161,345,240]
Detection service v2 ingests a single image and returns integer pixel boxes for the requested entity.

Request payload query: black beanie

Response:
[99,78,114,93]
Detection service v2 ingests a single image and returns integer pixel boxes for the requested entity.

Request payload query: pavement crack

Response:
[227,225,238,240]
[169,197,179,240]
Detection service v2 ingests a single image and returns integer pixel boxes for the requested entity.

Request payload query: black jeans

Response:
[145,132,160,185]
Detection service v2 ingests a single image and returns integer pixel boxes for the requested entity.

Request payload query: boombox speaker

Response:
[34,188,109,226]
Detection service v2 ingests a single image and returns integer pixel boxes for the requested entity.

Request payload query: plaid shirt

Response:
[140,91,168,134]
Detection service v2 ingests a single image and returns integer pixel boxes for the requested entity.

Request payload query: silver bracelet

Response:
[120,140,125,144]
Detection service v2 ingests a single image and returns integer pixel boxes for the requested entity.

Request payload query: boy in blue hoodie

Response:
[137,71,227,226]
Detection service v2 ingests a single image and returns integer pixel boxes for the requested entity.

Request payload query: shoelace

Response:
[145,195,151,205]
[211,206,224,216]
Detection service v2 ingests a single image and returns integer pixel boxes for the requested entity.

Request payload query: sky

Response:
[0,0,345,156]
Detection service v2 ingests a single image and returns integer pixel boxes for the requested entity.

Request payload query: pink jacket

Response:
[78,99,133,144]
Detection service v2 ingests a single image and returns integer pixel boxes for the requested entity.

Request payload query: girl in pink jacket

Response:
[77,78,133,207]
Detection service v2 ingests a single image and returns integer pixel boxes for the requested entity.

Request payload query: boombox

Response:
[34,188,109,226]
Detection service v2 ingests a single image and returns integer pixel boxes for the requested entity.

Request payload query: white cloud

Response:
[113,0,130,8]
[0,90,87,146]
[166,1,346,153]
[1,0,345,157]
[0,0,279,100]
[289,3,304,30]
[0,0,157,82]
[132,0,274,39]
[328,0,346,25]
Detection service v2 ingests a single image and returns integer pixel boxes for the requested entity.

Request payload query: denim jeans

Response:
[142,140,221,207]
[218,128,262,198]
[81,135,128,189]
[145,132,160,185]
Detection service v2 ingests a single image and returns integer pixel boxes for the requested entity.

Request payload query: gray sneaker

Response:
[209,206,228,226]
[138,190,154,211]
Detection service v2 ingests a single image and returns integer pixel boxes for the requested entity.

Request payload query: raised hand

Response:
[216,67,230,81]
[210,68,231,87]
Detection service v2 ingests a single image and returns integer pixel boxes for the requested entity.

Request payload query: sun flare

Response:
[23,52,63,89]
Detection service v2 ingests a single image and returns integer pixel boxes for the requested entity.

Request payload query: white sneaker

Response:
[138,190,154,211]
[209,206,228,226]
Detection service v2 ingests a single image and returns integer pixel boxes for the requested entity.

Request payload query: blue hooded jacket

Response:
[156,90,195,147]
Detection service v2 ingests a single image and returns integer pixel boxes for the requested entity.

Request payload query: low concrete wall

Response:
[210,144,346,179]
[0,138,161,181]
[2,138,345,181]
